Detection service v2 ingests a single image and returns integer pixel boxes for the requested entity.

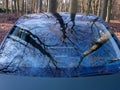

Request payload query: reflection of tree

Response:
[78,35,109,67]
[69,0,78,29]
[0,59,17,73]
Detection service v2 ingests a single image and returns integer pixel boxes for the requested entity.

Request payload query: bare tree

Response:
[69,0,78,28]
[86,0,92,15]
[95,0,99,15]
[13,0,17,12]
[106,0,113,22]
[10,0,14,13]
[97,0,102,16]
[48,0,66,40]
[6,0,9,13]
[48,0,57,13]
[81,0,85,14]
[101,0,108,21]
[38,0,43,13]
[16,0,20,15]
[21,0,25,15]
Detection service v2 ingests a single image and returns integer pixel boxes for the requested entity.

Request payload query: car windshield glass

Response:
[9,26,45,50]
[10,26,43,42]
[9,26,29,41]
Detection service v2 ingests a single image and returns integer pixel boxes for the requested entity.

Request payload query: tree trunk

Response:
[69,0,78,16]
[91,0,96,14]
[21,0,24,15]
[86,0,92,15]
[48,0,57,13]
[14,0,17,13]
[30,0,34,13]
[6,0,9,14]
[101,0,108,21]
[25,0,29,14]
[10,0,13,13]
[16,0,20,15]
[95,0,99,15]
[97,0,101,16]
[81,0,85,14]
[106,0,113,22]
[48,0,66,40]
[58,0,63,12]
[69,0,78,28]
[2,0,5,10]
[38,0,42,13]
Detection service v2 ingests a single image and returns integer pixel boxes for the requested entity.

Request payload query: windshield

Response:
[10,26,30,42]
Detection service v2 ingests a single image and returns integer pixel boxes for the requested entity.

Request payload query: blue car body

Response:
[0,13,120,77]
